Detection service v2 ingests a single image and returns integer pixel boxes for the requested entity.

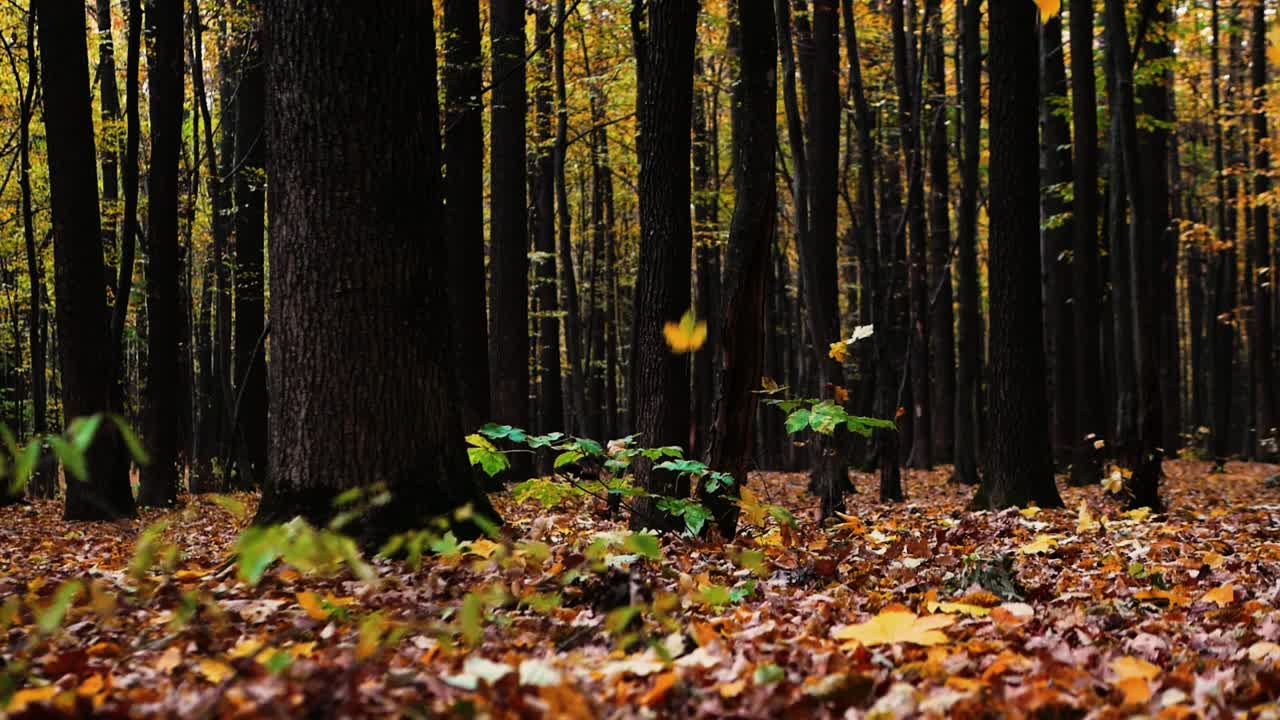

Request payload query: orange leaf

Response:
[296,591,329,621]
[1115,676,1152,706]
[638,671,678,706]
[1201,583,1234,607]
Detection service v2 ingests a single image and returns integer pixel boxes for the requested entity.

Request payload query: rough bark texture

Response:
[255,1,498,544]
[35,0,135,520]
[924,0,953,465]
[975,0,1061,510]
[489,0,532,472]
[1249,0,1276,459]
[532,8,563,441]
[137,0,183,508]
[233,2,269,487]
[703,0,774,539]
[628,0,699,533]
[1069,0,1103,485]
[442,0,491,435]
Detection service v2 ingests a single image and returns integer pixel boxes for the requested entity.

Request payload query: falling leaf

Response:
[1033,0,1061,24]
[832,608,955,648]
[828,341,849,363]
[1017,534,1058,555]
[833,386,849,403]
[1076,502,1100,533]
[197,658,236,684]
[663,309,707,354]
[1200,583,1234,607]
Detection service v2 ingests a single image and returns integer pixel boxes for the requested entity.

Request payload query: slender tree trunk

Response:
[552,0,585,439]
[532,8,563,444]
[137,0,184,508]
[442,0,491,435]
[973,0,1062,510]
[489,0,532,471]
[35,0,135,520]
[628,0,700,533]
[111,0,141,354]
[96,0,121,266]
[1208,0,1235,467]
[692,58,721,458]
[892,0,931,469]
[1069,0,1103,485]
[1250,0,1277,459]
[923,0,953,465]
[703,0,775,538]
[255,0,499,545]
[233,1,268,486]
[1105,0,1163,510]
[953,0,982,486]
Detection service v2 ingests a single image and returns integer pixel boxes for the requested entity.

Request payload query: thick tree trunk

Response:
[974,0,1061,510]
[628,0,699,533]
[137,0,184,508]
[1069,0,1103,485]
[703,0,774,538]
[233,2,268,486]
[442,0,491,435]
[953,0,982,486]
[255,0,498,545]
[35,0,135,520]
[489,0,532,471]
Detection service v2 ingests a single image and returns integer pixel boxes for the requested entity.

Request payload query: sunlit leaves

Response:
[833,608,955,649]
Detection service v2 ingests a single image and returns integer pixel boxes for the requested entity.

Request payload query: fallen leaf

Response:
[1201,583,1234,607]
[638,671,678,706]
[197,658,236,684]
[833,609,955,648]
[1018,534,1058,555]
[296,591,328,620]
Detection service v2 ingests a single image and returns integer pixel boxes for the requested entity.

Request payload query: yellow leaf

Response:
[1077,502,1100,533]
[1202,551,1226,569]
[6,686,61,712]
[1270,26,1280,67]
[1017,534,1058,555]
[663,309,707,354]
[1122,507,1152,522]
[465,538,502,559]
[828,340,848,363]
[227,637,265,660]
[1033,0,1061,23]
[1200,583,1234,607]
[197,658,236,684]
[1018,506,1042,518]
[718,679,747,698]
[1111,655,1161,682]
[1115,676,1153,706]
[738,486,768,527]
[296,591,329,621]
[832,609,955,648]
[155,645,184,673]
[925,601,990,617]
[831,512,866,534]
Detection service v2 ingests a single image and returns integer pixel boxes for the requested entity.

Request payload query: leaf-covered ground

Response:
[3,459,1280,718]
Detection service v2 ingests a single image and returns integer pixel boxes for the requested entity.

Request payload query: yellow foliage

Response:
[833,608,955,648]
[663,308,707,354]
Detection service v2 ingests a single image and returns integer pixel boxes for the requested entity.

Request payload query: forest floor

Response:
[3,459,1280,718]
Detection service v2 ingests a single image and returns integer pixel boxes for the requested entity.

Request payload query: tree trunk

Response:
[1249,0,1277,460]
[255,0,499,545]
[489,0,532,471]
[953,0,982,486]
[532,8,563,444]
[137,0,184,508]
[442,0,491,435]
[1068,0,1103,485]
[692,58,721,458]
[924,0,953,465]
[974,0,1061,510]
[96,0,121,267]
[553,0,585,439]
[703,0,774,538]
[1105,0,1163,510]
[628,0,699,533]
[35,0,135,520]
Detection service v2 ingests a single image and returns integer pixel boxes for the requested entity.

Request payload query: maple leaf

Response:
[832,609,955,648]
[1076,502,1100,532]
[828,340,848,363]
[830,512,865,534]
[1111,656,1160,706]
[1032,0,1061,24]
[737,486,768,527]
[663,309,707,354]
[1017,534,1058,555]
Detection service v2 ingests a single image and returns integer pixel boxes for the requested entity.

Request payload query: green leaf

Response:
[67,414,104,453]
[109,414,150,465]
[785,409,813,434]
[209,494,248,523]
[130,520,173,579]
[623,532,661,561]
[655,459,709,476]
[37,581,83,635]
[554,450,585,469]
[656,497,713,535]
[729,579,757,603]
[459,592,484,646]
[698,584,732,606]
[478,423,528,443]
[46,436,86,483]
[234,526,283,586]
[527,432,565,448]
[754,663,785,685]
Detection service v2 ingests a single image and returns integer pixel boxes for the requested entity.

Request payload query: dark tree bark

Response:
[953,0,982,486]
[1105,0,1163,510]
[137,0,184,508]
[1105,27,1137,454]
[891,0,931,469]
[442,0,491,434]
[1040,12,1075,467]
[1208,0,1234,467]
[553,0,585,438]
[95,0,121,263]
[628,0,699,533]
[1249,0,1276,460]
[924,0,953,465]
[1069,0,1103,485]
[35,0,135,520]
[532,7,563,440]
[973,0,1061,510]
[703,0,774,538]
[233,1,268,486]
[255,0,499,544]
[692,57,721,458]
[489,0,532,465]
[111,0,141,352]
